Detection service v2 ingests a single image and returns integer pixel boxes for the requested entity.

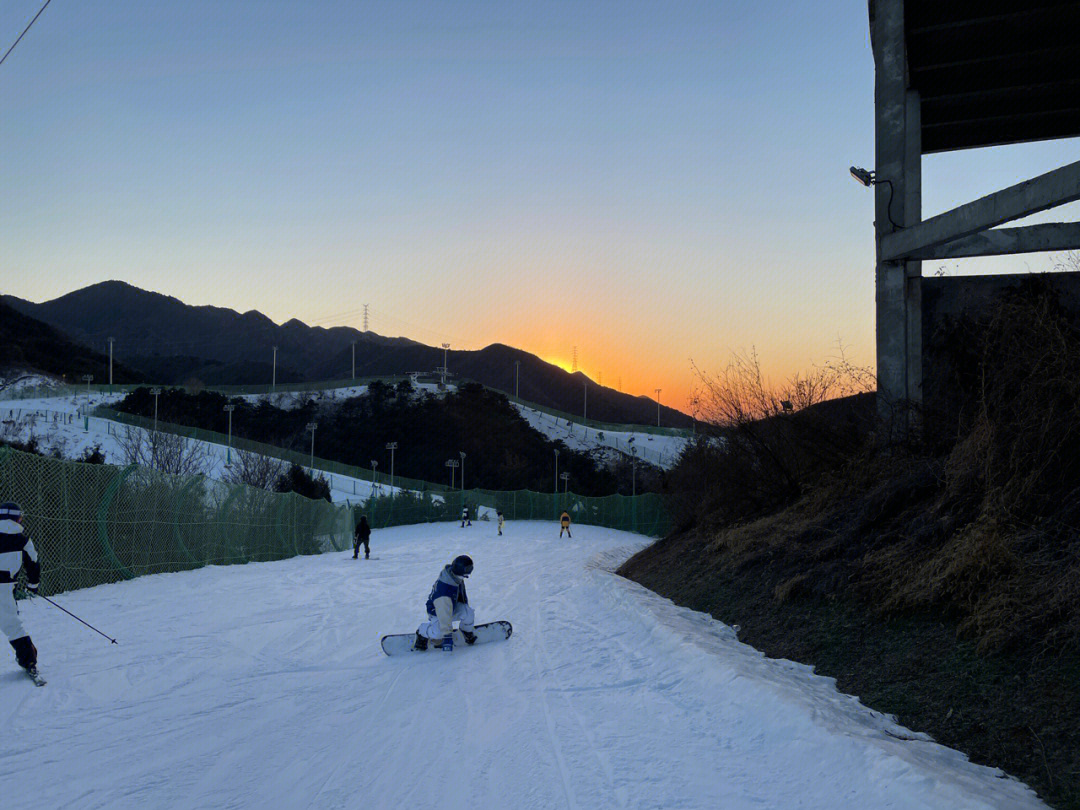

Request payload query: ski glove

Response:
[442,633,454,652]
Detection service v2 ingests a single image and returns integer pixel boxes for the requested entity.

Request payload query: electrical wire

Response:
[0,0,53,67]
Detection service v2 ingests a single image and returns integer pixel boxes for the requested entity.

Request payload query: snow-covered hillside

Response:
[0,523,1043,809]
[512,403,690,469]
[0,392,389,506]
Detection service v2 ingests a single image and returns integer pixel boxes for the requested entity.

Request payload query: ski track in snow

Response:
[0,522,1047,809]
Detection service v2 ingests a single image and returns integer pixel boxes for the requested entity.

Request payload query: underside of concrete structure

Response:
[867,0,1080,435]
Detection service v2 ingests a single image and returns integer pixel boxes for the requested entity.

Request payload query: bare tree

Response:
[116,426,213,477]
[222,447,287,490]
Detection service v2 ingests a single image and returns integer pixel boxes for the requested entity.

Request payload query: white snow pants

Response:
[0,591,28,642]
[419,603,475,640]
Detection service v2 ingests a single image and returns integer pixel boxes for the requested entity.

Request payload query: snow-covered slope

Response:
[512,403,690,469]
[0,523,1044,809]
[0,393,388,506]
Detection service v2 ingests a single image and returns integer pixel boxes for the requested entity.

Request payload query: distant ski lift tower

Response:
[655,389,662,426]
[441,343,450,386]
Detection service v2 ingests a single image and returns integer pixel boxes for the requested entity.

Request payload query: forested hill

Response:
[114,382,663,497]
[0,300,143,385]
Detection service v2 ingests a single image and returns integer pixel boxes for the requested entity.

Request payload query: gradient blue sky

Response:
[2,1,1077,409]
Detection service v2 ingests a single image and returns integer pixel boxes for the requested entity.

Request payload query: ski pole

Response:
[34,593,118,644]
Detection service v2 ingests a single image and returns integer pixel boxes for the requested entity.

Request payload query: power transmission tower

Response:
[363,304,369,332]
[572,346,578,373]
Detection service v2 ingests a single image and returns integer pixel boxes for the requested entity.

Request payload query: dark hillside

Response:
[620,279,1080,809]
[0,300,143,384]
[114,382,663,496]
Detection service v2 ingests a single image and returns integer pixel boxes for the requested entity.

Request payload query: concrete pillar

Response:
[873,0,922,437]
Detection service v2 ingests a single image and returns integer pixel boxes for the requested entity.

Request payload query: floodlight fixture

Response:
[849,166,875,187]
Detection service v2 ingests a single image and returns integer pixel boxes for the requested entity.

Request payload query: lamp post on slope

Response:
[306,422,317,469]
[386,442,397,494]
[223,404,236,466]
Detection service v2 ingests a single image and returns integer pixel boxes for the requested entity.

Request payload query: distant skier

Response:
[560,510,572,538]
[0,502,41,676]
[414,555,476,652]
[460,505,471,528]
[497,510,504,536]
[353,515,371,560]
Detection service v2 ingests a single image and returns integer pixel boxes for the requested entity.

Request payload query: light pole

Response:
[583,379,587,422]
[351,340,357,380]
[459,451,466,491]
[150,387,161,434]
[223,404,236,466]
[82,374,94,405]
[272,346,278,391]
[514,360,521,399]
[631,446,637,497]
[306,422,317,468]
[445,459,458,489]
[385,441,397,493]
[655,388,662,427]
[553,448,559,496]
[107,338,115,388]
[371,460,379,491]
[560,471,569,496]
[441,343,450,386]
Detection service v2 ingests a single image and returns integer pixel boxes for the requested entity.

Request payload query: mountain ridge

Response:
[2,281,692,426]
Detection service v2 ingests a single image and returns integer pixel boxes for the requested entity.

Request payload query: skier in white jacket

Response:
[0,502,41,674]
[414,555,476,651]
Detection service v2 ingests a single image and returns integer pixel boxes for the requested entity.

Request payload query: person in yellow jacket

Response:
[559,510,572,538]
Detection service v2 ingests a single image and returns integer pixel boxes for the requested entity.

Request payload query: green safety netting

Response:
[0,446,352,596]
[357,487,671,538]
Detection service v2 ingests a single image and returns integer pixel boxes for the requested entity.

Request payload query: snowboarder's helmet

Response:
[0,502,22,521]
[451,555,474,578]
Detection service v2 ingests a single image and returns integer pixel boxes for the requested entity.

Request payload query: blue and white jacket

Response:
[425,564,468,619]
[0,518,40,588]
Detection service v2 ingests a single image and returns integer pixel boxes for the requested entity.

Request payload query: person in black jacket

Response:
[0,502,41,673]
[353,515,371,559]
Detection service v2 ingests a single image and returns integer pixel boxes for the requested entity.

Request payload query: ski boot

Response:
[462,629,477,646]
[413,631,428,651]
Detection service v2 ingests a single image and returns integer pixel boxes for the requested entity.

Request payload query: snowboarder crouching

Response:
[353,515,371,559]
[497,510,504,536]
[560,510,572,538]
[0,502,41,674]
[415,555,476,652]
[460,506,471,528]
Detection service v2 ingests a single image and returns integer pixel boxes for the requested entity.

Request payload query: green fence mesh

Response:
[0,446,353,597]
[356,488,670,537]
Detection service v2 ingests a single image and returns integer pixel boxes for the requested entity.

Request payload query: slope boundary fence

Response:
[0,446,353,596]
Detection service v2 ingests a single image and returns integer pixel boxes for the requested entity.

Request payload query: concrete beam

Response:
[908,222,1080,260]
[881,159,1080,261]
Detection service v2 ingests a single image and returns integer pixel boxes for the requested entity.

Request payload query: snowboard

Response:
[380,620,512,656]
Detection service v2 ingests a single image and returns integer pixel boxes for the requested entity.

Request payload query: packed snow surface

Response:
[0,523,1042,809]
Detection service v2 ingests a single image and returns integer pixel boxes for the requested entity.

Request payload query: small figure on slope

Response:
[497,510,504,536]
[0,502,42,678]
[460,505,471,528]
[353,514,371,559]
[414,555,476,652]
[560,509,572,538]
